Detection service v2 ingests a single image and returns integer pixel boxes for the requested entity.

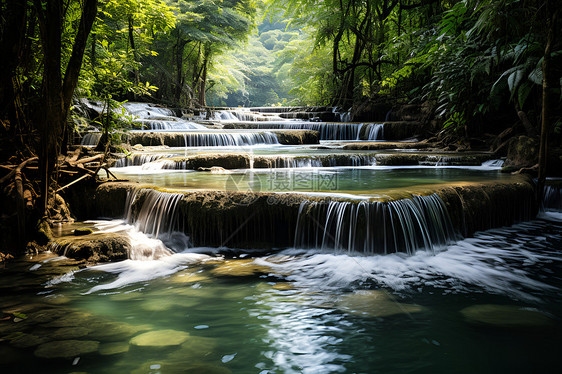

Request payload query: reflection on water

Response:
[108,166,514,193]
[1,213,561,373]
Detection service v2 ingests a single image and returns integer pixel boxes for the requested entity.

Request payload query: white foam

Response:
[84,251,213,294]
[259,219,561,302]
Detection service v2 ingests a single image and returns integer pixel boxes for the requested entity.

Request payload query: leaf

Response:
[508,69,524,93]
[518,82,532,108]
[528,67,542,85]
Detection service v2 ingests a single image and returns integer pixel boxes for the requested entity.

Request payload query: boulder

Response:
[129,329,190,348]
[505,135,539,169]
[34,339,99,359]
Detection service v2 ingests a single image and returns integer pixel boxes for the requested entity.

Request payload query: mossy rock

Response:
[50,326,90,340]
[34,339,99,359]
[210,259,272,277]
[460,304,554,328]
[50,233,129,263]
[9,332,50,348]
[73,228,93,236]
[129,329,190,348]
[505,135,539,168]
[88,321,149,341]
[336,290,426,318]
[99,341,130,356]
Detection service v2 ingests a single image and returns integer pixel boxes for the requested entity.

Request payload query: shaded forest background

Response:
[0,0,560,256]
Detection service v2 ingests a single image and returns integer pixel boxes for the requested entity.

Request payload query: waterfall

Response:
[123,102,175,118]
[271,157,324,168]
[294,194,458,255]
[81,132,102,146]
[481,159,505,168]
[181,132,279,146]
[212,110,240,121]
[136,154,377,170]
[123,189,187,259]
[543,184,562,211]
[114,154,170,167]
[241,122,364,140]
[133,119,207,130]
[365,123,385,140]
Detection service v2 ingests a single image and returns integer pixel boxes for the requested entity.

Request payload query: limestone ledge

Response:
[84,175,537,250]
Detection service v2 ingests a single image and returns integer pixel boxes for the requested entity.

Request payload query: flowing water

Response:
[2,104,561,373]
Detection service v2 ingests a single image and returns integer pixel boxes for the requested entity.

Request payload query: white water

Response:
[181,132,280,146]
[63,212,562,305]
[122,102,176,118]
[481,159,505,168]
[364,123,384,140]
[133,119,207,130]
[295,194,458,255]
[80,132,102,146]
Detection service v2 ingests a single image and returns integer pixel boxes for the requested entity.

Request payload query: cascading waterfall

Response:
[123,102,175,118]
[543,184,562,210]
[212,110,240,121]
[181,132,279,146]
[481,159,505,168]
[364,123,385,140]
[114,154,171,167]
[133,119,207,130]
[123,189,187,259]
[136,154,377,170]
[81,132,102,146]
[241,122,364,140]
[294,194,458,255]
[270,157,324,168]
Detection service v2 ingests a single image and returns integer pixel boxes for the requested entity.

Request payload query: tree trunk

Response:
[175,32,187,104]
[537,5,558,203]
[128,14,139,89]
[35,0,97,216]
[199,57,208,107]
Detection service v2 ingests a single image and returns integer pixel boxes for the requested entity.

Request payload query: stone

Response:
[87,321,149,341]
[74,228,93,236]
[34,340,99,359]
[211,259,271,277]
[99,341,130,356]
[50,234,130,263]
[460,304,554,328]
[50,327,90,340]
[27,308,69,324]
[271,282,294,291]
[42,295,71,305]
[46,311,94,328]
[336,290,426,318]
[169,271,207,284]
[129,329,190,348]
[9,332,50,348]
[505,135,539,169]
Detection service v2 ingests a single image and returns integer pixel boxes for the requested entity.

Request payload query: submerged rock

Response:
[8,333,50,348]
[50,326,90,340]
[34,339,99,359]
[211,259,272,277]
[88,321,149,341]
[460,304,554,328]
[169,271,207,284]
[99,341,130,356]
[129,329,190,348]
[336,290,426,318]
